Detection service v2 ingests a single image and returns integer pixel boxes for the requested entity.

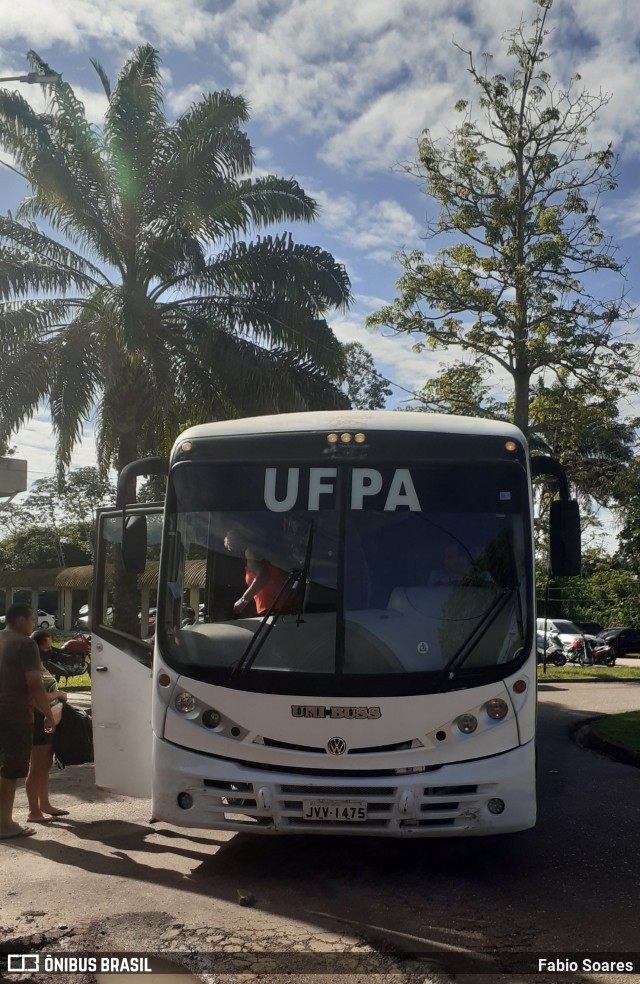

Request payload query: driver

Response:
[224,528,291,616]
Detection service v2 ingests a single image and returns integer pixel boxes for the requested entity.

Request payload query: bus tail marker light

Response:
[513,679,527,694]
[158,673,171,688]
[485,698,508,721]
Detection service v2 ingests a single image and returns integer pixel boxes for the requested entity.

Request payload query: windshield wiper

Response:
[230,568,303,679]
[296,519,315,626]
[231,521,315,679]
[436,586,518,690]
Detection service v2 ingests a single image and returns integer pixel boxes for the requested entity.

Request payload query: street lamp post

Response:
[0,72,60,84]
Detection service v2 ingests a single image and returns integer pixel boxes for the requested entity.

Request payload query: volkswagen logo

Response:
[327,736,347,756]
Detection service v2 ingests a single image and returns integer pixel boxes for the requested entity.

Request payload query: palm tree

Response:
[0,47,351,486]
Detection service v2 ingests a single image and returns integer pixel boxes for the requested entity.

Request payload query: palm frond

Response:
[0,341,51,447]
[163,234,351,313]
[0,82,121,268]
[90,58,112,99]
[105,44,167,226]
[27,50,111,220]
[174,175,319,242]
[0,249,99,299]
[172,90,253,177]
[175,293,343,373]
[0,215,106,282]
[175,331,346,418]
[0,298,77,351]
[206,235,351,311]
[48,310,102,475]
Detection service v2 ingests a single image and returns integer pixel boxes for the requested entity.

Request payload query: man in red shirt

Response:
[0,604,57,838]
[224,529,290,616]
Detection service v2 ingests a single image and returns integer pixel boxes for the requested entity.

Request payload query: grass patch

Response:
[593,711,640,752]
[50,642,91,690]
[60,671,91,690]
[538,664,640,682]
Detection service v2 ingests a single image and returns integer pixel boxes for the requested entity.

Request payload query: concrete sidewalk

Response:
[67,690,91,711]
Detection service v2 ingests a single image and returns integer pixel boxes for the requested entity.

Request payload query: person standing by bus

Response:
[25,631,69,823]
[0,604,56,839]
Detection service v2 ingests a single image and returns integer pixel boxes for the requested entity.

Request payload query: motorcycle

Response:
[536,631,567,667]
[564,638,593,666]
[564,636,616,667]
[43,636,91,684]
[589,640,616,667]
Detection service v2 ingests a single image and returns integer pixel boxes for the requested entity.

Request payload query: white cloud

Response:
[0,0,214,51]
[4,0,640,172]
[312,190,422,263]
[11,417,99,487]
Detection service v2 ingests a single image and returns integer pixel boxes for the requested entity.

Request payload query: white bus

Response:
[91,411,579,837]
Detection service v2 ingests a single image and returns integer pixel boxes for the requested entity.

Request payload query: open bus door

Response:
[91,504,163,797]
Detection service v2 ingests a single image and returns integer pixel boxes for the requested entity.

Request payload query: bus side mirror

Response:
[122,515,148,574]
[549,500,581,577]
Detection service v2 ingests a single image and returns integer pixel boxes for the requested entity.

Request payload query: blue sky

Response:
[1,0,639,549]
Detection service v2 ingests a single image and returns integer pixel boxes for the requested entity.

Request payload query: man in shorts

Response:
[0,603,57,839]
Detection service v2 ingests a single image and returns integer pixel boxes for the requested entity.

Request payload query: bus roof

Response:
[174,411,524,450]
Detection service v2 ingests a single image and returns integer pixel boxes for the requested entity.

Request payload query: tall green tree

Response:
[0,467,115,569]
[0,47,351,488]
[340,341,392,410]
[613,459,640,576]
[368,0,635,436]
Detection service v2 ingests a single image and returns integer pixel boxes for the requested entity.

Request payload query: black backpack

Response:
[52,703,94,768]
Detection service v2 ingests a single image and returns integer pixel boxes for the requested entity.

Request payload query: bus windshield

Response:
[159,459,532,696]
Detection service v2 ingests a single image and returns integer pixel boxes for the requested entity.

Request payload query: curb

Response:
[584,725,640,769]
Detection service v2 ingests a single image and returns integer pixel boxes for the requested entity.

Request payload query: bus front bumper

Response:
[151,737,536,837]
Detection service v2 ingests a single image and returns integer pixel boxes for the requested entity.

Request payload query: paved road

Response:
[2,681,639,984]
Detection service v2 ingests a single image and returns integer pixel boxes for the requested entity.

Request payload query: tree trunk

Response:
[117,429,139,506]
[513,371,531,437]
[112,428,142,638]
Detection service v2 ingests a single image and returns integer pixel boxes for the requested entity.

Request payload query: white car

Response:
[0,609,57,629]
[35,609,58,629]
[536,617,599,649]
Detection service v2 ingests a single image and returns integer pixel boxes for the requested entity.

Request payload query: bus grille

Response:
[196,778,488,831]
[260,737,418,755]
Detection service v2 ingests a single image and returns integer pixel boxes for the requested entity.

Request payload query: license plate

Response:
[302,800,367,821]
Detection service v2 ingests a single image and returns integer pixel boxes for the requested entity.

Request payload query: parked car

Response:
[1,608,57,629]
[35,609,58,629]
[75,605,113,629]
[599,627,640,659]
[536,617,601,648]
[573,620,606,636]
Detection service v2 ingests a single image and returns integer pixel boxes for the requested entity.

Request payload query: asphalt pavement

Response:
[0,679,636,984]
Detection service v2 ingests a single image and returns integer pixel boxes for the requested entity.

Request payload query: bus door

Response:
[91,505,163,797]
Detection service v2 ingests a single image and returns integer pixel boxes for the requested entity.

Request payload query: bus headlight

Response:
[485,698,509,721]
[456,713,478,734]
[175,692,196,713]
